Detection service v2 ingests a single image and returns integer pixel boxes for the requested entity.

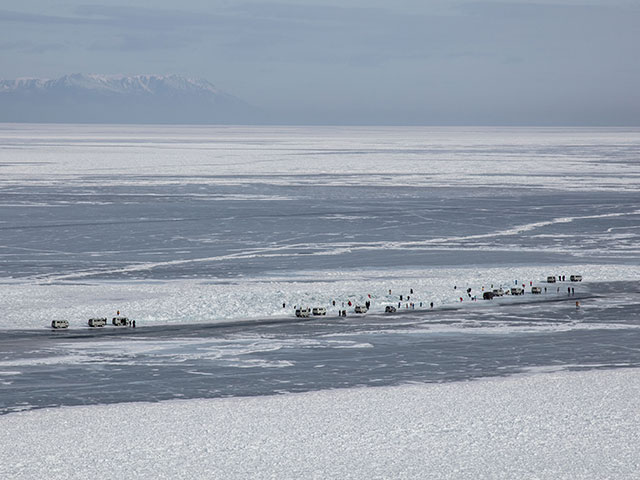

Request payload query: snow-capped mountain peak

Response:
[0,74,221,96]
[0,74,260,124]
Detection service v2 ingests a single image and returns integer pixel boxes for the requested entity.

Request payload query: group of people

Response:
[285,288,440,317]
[283,275,580,318]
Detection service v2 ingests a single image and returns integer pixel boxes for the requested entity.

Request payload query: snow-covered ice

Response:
[1,264,638,330]
[2,368,639,479]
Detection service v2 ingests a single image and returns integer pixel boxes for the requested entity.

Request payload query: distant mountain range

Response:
[0,74,262,124]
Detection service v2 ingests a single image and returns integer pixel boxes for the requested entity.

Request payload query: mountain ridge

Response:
[0,74,261,124]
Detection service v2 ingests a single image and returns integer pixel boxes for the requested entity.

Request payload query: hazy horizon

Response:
[1,1,639,125]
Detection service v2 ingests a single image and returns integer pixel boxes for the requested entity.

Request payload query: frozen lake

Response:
[1,124,639,414]
[1,125,639,285]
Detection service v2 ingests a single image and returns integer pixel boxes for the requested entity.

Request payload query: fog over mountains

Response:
[0,74,261,124]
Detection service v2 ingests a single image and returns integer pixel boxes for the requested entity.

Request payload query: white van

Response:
[312,307,327,316]
[511,287,524,296]
[51,319,69,329]
[354,305,368,313]
[492,288,504,296]
[88,317,107,327]
[295,308,310,318]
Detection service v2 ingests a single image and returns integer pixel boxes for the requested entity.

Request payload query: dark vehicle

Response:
[570,275,583,282]
[482,292,494,300]
[531,287,542,294]
[112,316,129,326]
[547,276,556,283]
[385,305,397,313]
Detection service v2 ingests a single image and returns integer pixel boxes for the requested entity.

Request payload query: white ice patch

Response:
[1,263,638,330]
[1,368,639,479]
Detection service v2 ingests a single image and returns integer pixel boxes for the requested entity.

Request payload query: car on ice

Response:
[112,316,129,326]
[312,307,327,316]
[483,292,495,300]
[531,286,542,294]
[295,308,310,318]
[547,276,557,283]
[51,319,69,329]
[492,288,504,296]
[354,305,368,314]
[511,287,524,296]
[570,275,583,282]
[385,305,397,313]
[88,317,107,327]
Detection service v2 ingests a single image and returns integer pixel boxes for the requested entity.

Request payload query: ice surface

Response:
[2,126,640,476]
[1,264,638,330]
[1,125,639,191]
[1,125,639,330]
[1,368,639,479]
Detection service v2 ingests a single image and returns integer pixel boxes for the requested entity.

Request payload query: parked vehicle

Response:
[312,307,327,316]
[88,317,107,327]
[51,319,69,329]
[531,286,542,294]
[547,276,556,283]
[295,308,310,318]
[385,305,397,313]
[483,292,494,300]
[570,275,583,282]
[492,288,504,296]
[354,305,368,314]
[112,316,129,326]
[511,287,524,296]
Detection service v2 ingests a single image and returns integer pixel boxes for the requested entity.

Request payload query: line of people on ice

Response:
[283,273,582,318]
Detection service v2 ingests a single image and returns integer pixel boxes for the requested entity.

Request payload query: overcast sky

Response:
[1,0,639,125]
